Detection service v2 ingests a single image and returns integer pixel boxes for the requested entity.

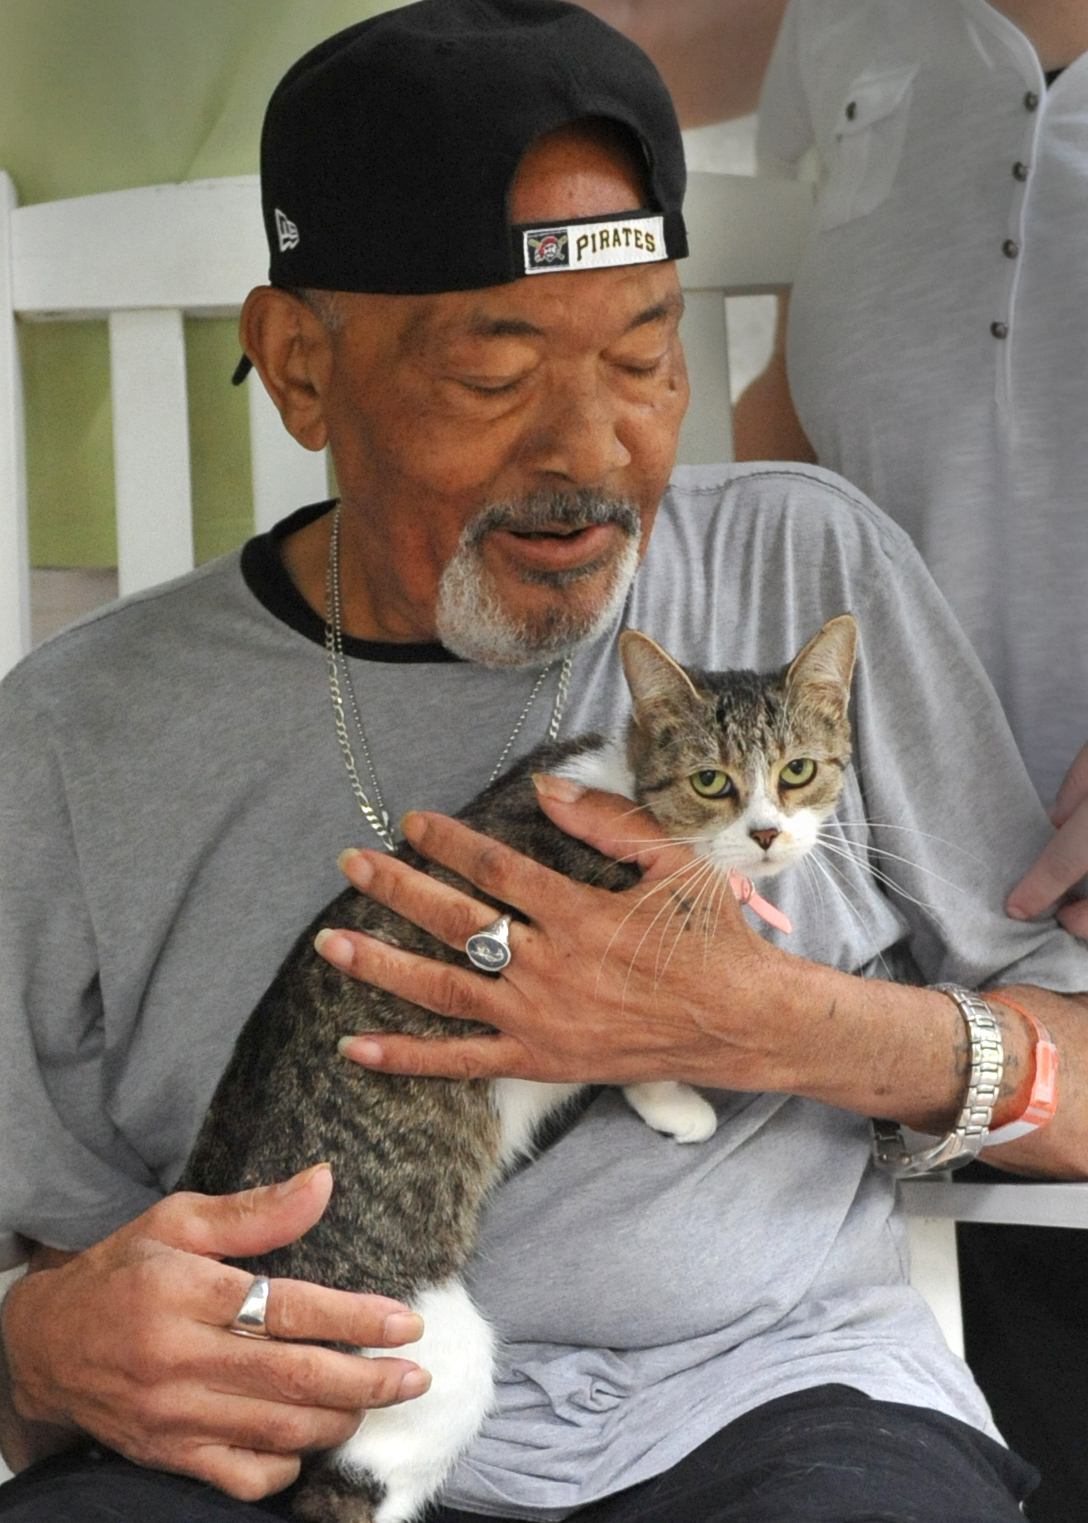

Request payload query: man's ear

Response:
[238,286,332,452]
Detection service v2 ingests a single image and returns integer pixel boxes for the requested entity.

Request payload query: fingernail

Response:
[398,1368,432,1399]
[337,848,370,884]
[399,811,425,840]
[315,929,354,968]
[532,772,585,802]
[1006,905,1029,921]
[279,1162,332,1195]
[384,1311,423,1344]
[338,1035,385,1064]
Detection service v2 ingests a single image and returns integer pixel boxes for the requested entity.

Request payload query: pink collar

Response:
[727,870,792,935]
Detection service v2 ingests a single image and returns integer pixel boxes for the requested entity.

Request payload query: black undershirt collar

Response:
[239,500,461,664]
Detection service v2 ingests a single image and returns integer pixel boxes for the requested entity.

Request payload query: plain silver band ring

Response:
[229,1275,272,1339]
[465,913,513,972]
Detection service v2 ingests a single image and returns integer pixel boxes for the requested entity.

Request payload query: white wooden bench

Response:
[0,172,328,681]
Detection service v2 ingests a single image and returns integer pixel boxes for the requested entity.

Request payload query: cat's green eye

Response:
[780,758,817,789]
[690,768,734,799]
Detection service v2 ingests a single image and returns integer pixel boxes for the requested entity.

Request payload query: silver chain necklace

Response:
[324,504,572,852]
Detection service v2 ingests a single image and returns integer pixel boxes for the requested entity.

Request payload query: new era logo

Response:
[275,208,300,252]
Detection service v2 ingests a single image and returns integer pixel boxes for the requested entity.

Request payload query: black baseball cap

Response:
[234,0,687,381]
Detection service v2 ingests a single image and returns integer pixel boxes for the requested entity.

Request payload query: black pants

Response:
[0,1385,1036,1523]
[958,1167,1088,1523]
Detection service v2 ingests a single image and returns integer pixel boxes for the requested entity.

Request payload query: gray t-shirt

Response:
[2,464,1086,1517]
[757,0,1088,806]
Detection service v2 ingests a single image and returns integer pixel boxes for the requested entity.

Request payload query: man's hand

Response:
[323,776,789,1091]
[322,777,1088,1177]
[321,776,989,1142]
[0,1165,429,1500]
[1007,740,1088,937]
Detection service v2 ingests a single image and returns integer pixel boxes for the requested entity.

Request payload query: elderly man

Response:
[0,3,1086,1521]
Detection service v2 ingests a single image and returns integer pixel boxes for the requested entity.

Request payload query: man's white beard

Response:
[435,490,642,669]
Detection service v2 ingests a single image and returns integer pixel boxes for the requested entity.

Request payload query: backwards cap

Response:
[259,0,688,294]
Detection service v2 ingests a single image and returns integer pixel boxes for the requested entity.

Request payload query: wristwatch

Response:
[871,985,1004,1177]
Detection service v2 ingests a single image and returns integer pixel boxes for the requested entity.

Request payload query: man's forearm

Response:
[326,800,1088,1184]
[979,985,1088,1177]
[761,957,1088,1179]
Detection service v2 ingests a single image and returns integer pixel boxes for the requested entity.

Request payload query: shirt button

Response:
[991,321,1009,338]
[1024,90,1040,110]
[1013,161,1029,181]
[1002,238,1020,258]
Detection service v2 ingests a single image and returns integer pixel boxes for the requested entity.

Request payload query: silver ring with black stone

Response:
[465,914,513,972]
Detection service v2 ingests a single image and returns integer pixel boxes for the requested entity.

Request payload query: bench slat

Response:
[13,179,266,319]
[109,309,194,595]
[248,379,331,533]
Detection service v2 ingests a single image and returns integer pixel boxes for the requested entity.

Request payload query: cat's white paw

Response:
[335,1279,494,1523]
[621,1081,718,1143]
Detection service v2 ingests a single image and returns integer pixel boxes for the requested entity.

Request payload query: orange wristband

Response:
[982,992,1058,1146]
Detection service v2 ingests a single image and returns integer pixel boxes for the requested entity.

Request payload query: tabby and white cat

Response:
[177,613,857,1523]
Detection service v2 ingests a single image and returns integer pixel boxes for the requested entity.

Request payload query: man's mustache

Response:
[463,489,641,546]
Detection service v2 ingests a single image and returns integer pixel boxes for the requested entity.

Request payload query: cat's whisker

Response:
[634,849,724,905]
[698,881,718,973]
[702,870,733,972]
[806,850,867,933]
[608,830,717,855]
[804,850,895,980]
[605,803,668,839]
[795,854,840,945]
[815,845,952,917]
[842,761,989,858]
[833,817,980,861]
[815,828,966,899]
[815,847,940,918]
[617,859,719,1004]
[658,872,722,987]
[795,851,831,919]
[821,835,965,887]
[615,888,689,1005]
[594,854,712,1001]
[702,863,736,948]
[654,860,721,986]
[585,852,704,968]
[816,834,938,889]
[800,857,838,937]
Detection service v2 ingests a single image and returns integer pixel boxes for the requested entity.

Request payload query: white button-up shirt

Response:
[758,0,1088,806]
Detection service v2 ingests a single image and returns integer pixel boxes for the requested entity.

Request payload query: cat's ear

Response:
[619,630,701,712]
[785,614,857,713]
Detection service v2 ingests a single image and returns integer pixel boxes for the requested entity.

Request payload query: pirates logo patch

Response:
[524,229,570,270]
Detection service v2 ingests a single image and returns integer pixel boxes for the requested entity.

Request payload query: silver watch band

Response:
[871,985,1004,1177]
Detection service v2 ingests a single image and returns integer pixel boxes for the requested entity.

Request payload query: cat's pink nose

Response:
[749,828,780,852]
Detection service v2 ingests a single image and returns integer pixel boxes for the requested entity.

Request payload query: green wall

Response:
[2,0,404,567]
